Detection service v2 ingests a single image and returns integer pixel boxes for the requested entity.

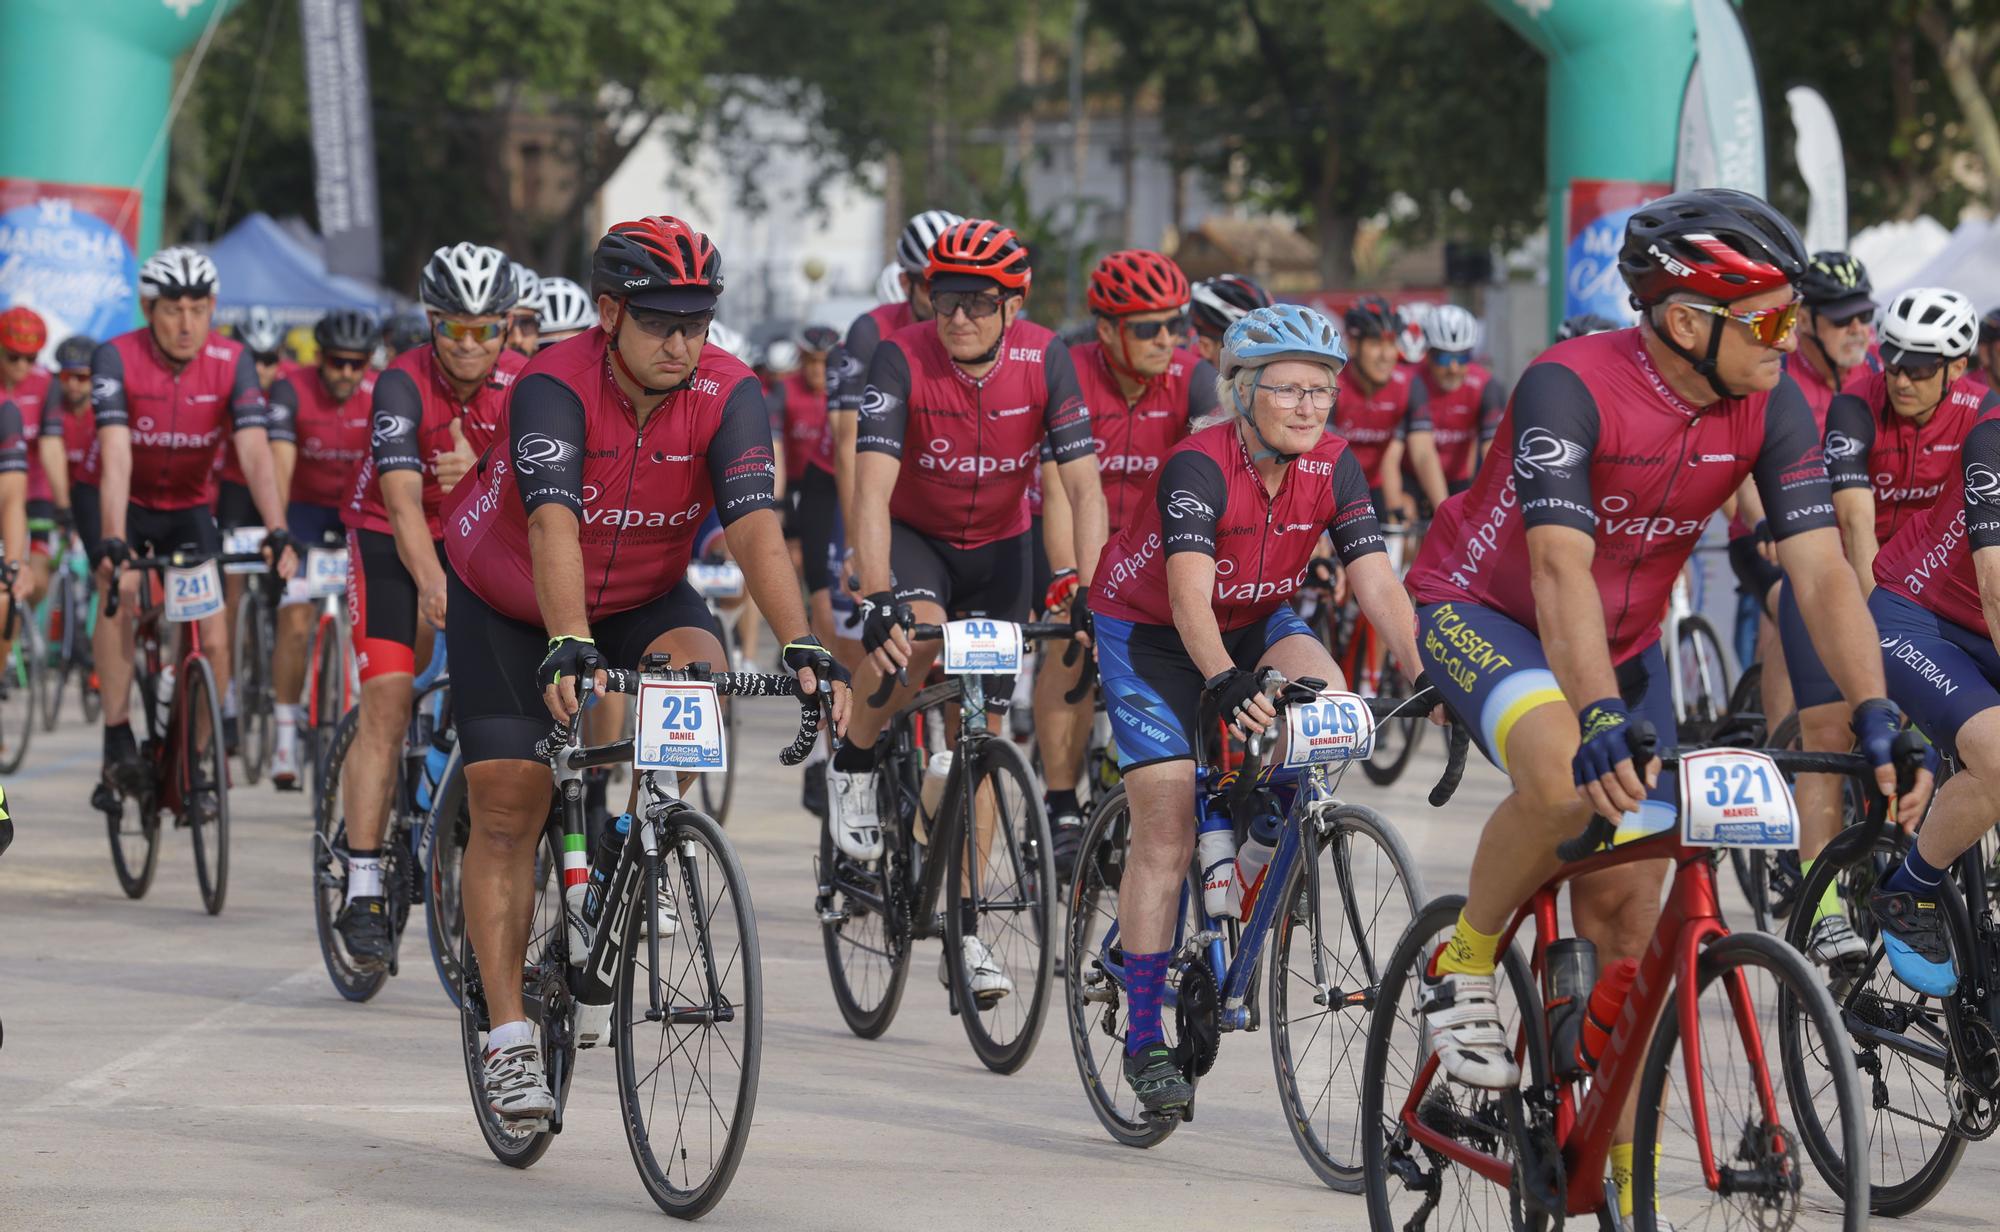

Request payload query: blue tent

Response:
[204,212,393,327]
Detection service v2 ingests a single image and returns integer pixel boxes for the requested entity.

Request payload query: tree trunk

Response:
[1917,2,2000,211]
[1119,90,1136,246]
[928,24,951,204]
[1311,127,1353,286]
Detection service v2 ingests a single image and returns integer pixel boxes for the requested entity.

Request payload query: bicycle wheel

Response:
[1673,613,1732,729]
[944,736,1056,1074]
[106,800,162,899]
[1361,657,1424,787]
[1781,834,1967,1216]
[39,588,67,731]
[0,626,38,774]
[428,759,471,1009]
[180,655,231,916]
[1362,895,1550,1232]
[696,698,737,826]
[306,620,345,803]
[458,822,570,1168]
[1063,786,1181,1149]
[815,768,911,1039]
[614,806,762,1218]
[1269,801,1427,1192]
[310,708,386,1000]
[234,592,274,784]
[1635,930,1869,1231]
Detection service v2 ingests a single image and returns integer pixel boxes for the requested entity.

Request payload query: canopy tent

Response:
[202,212,394,327]
[1878,216,2000,312]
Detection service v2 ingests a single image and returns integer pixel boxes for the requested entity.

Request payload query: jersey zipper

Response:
[597,394,660,615]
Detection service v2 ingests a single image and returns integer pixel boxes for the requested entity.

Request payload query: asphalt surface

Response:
[4,693,1997,1230]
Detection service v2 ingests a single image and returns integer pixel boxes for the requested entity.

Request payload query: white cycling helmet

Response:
[706,321,745,357]
[764,339,801,373]
[419,243,518,316]
[511,262,542,314]
[895,210,964,275]
[537,277,597,332]
[1424,304,1481,355]
[139,246,218,299]
[876,261,908,305]
[1395,302,1435,364]
[239,306,285,354]
[1881,287,1978,364]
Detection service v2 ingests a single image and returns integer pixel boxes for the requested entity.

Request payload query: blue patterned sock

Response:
[1123,950,1172,1056]
[1883,844,1947,895]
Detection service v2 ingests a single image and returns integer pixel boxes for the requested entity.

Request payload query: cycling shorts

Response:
[347,527,445,682]
[783,485,804,541]
[216,480,259,533]
[72,484,101,562]
[1095,607,1315,770]
[798,465,839,593]
[447,565,722,766]
[288,501,345,549]
[127,502,222,561]
[1728,535,1783,611]
[1776,580,1847,712]
[1416,599,1676,834]
[889,521,1030,622]
[1870,587,2000,761]
[26,498,56,558]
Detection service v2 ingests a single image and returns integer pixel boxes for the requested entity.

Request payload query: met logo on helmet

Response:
[1647,243,1696,279]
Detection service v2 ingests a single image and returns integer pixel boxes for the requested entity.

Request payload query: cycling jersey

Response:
[1405,328,1836,664]
[1333,365,1428,488]
[343,344,525,539]
[815,344,863,474]
[444,329,776,625]
[843,302,916,367]
[1725,351,1855,545]
[856,318,1093,549]
[91,328,267,511]
[1069,341,1218,526]
[1871,405,2000,633]
[1,367,55,504]
[60,400,98,486]
[215,380,297,491]
[1419,363,1505,484]
[0,397,30,480]
[1824,371,2000,546]
[281,368,375,508]
[777,372,827,484]
[1090,419,1383,631]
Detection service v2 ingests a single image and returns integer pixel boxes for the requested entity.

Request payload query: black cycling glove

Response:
[860,591,910,656]
[782,634,848,687]
[1203,667,1267,727]
[536,635,599,692]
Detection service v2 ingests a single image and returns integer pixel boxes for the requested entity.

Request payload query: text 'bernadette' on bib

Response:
[165,561,225,622]
[223,527,267,574]
[635,680,727,773]
[941,619,1022,675]
[1282,690,1376,768]
[687,561,745,600]
[305,548,348,597]
[1676,749,1799,849]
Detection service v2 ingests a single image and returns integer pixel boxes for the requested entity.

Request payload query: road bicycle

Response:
[1305,523,1426,787]
[36,533,99,729]
[0,571,40,774]
[223,536,280,784]
[687,558,744,825]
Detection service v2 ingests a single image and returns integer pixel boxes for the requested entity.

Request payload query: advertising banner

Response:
[1563,179,1670,325]
[0,178,142,359]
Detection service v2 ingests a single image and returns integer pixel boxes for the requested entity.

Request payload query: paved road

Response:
[3,700,1994,1230]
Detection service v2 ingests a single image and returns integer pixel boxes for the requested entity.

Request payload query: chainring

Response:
[1173,958,1222,1079]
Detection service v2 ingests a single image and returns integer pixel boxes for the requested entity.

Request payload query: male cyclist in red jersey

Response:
[0,327,38,698]
[335,242,523,965]
[1037,249,1219,878]
[778,323,838,562]
[506,263,542,357]
[1415,305,1506,493]
[1187,274,1273,369]
[830,218,1105,1001]
[1338,296,1447,521]
[267,309,378,789]
[92,248,295,789]
[50,336,97,559]
[0,307,65,604]
[443,215,844,1125]
[1974,307,2000,388]
[1403,189,1929,1222]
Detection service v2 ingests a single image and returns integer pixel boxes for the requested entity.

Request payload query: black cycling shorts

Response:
[448,565,724,765]
[216,480,259,532]
[798,465,839,593]
[1728,534,1783,611]
[888,521,1030,622]
[127,502,221,559]
[783,484,804,541]
[287,501,346,549]
[1029,515,1053,618]
[72,484,101,561]
[348,527,445,682]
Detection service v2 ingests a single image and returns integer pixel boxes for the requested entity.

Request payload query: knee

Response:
[1513,754,1583,820]
[1797,703,1850,751]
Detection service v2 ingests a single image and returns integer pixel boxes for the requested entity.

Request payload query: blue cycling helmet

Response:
[1220,304,1348,462]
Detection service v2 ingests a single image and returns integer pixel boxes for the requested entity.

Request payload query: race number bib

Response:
[1677,749,1799,849]
[687,561,745,600]
[164,561,225,623]
[1282,690,1376,768]
[941,619,1022,675]
[305,548,348,597]
[635,681,727,773]
[222,526,266,574]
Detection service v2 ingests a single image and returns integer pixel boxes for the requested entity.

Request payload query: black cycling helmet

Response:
[1189,274,1273,340]
[1981,307,2000,347]
[383,310,431,355]
[1555,313,1618,342]
[797,323,840,354]
[1796,250,1874,320]
[1343,294,1398,340]
[53,334,97,372]
[314,309,379,355]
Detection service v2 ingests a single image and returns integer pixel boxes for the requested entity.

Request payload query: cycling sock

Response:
[1801,857,1843,924]
[1610,1141,1635,1218]
[274,703,299,728]
[1045,788,1079,818]
[1883,845,1947,896]
[487,1019,533,1052]
[833,738,878,773]
[1433,910,1503,978]
[1123,950,1172,1055]
[222,683,239,719]
[347,849,384,901]
[804,736,828,768]
[104,721,135,757]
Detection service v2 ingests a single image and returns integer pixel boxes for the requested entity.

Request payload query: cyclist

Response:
[1187,274,1273,369]
[1088,302,1419,1115]
[1403,189,1928,1221]
[506,263,541,356]
[0,324,35,636]
[1037,249,1218,876]
[216,305,299,748]
[1339,295,1444,520]
[1416,304,1505,494]
[442,215,844,1124]
[0,307,64,603]
[829,218,1105,1000]
[777,325,837,562]
[383,311,430,358]
[847,210,963,366]
[53,336,97,559]
[268,309,378,789]
[1974,307,2000,388]
[335,242,522,964]
[1395,301,1434,369]
[92,248,295,789]
[535,276,596,350]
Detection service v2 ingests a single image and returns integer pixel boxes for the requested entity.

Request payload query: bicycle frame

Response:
[885,671,999,944]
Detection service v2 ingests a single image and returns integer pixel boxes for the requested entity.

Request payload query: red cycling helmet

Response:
[1087,249,1190,316]
[591,216,724,312]
[0,306,48,355]
[926,219,1032,292]
[1343,294,1398,340]
[1619,188,1806,307]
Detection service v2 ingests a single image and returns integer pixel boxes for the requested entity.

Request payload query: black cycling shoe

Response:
[223,715,241,758]
[1050,809,1086,883]
[802,761,829,820]
[1870,884,1959,997]
[336,895,394,965]
[1123,1043,1193,1117]
[103,727,149,794]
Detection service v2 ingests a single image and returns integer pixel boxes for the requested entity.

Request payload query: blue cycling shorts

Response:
[1774,579,1844,712]
[1096,607,1315,770]
[1871,588,2000,761]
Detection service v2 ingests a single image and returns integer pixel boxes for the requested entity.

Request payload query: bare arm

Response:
[0,472,25,577]
[97,425,130,542]
[1978,546,2000,660]
[1038,460,1075,575]
[1831,488,1878,597]
[1404,429,1450,512]
[527,503,590,640]
[232,425,289,531]
[39,436,68,510]
[853,451,902,597]
[1525,523,1620,709]
[1055,455,1107,586]
[831,412,858,569]
[381,470,444,610]
[272,439,297,505]
[1166,551,1235,681]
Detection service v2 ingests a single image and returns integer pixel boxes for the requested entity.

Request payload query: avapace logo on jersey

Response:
[577,481,705,531]
[130,415,222,452]
[1873,475,1947,506]
[1099,532,1161,601]
[917,437,1036,478]
[1097,452,1160,476]
[1214,557,1309,605]
[1595,491,1704,540]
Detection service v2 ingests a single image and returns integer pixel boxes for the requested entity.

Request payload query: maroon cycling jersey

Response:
[1825,371,2000,547]
[0,395,32,486]
[777,372,828,482]
[91,328,267,511]
[1873,406,2000,632]
[1091,420,1381,630]
[814,344,864,474]
[1333,365,1428,488]
[217,380,298,491]
[1419,363,1505,484]
[445,330,778,625]
[1069,341,1219,526]
[2,367,55,504]
[1406,329,1837,664]
[1726,352,1860,540]
[283,369,376,508]
[844,302,916,368]
[344,345,525,539]
[856,318,1093,549]
[61,397,99,486]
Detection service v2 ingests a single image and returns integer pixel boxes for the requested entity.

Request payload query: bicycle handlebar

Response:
[864,619,1077,708]
[535,658,826,769]
[1227,671,1469,807]
[102,550,276,618]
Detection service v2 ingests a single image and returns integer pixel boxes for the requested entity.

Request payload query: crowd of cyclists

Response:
[13,180,2000,1226]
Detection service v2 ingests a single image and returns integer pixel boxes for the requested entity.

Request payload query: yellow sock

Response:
[1610,1141,1635,1219]
[1434,910,1502,977]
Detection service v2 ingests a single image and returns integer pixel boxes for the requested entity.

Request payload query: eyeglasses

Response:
[933,291,1006,321]
[252,350,282,366]
[1430,350,1472,367]
[1886,355,1947,383]
[1121,314,1190,341]
[322,353,370,372]
[1684,298,1801,347]
[2,350,34,364]
[626,308,714,341]
[435,318,506,343]
[1259,380,1337,410]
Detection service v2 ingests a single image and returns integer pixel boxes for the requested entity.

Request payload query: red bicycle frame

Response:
[304,608,350,730]
[134,574,213,819]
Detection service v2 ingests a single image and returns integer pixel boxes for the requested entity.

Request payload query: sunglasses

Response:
[252,350,282,366]
[1121,314,1190,341]
[933,291,1006,321]
[322,353,370,372]
[59,368,90,380]
[627,308,714,341]
[1886,355,1947,383]
[1685,298,1800,348]
[2,350,34,363]
[434,318,505,343]
[1824,308,1876,327]
[1430,350,1472,367]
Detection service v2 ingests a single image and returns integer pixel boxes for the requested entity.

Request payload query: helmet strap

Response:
[1104,321,1160,398]
[1232,370,1298,464]
[1654,306,1743,401]
[1802,314,1846,388]
[604,302,675,398]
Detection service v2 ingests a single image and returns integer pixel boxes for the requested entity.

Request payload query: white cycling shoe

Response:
[1420,964,1520,1089]
[827,766,884,861]
[940,935,1014,1004]
[1807,913,1867,969]
[270,734,301,790]
[483,1039,556,1124]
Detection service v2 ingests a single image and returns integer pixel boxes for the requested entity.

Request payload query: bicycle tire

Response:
[234,592,274,784]
[1633,930,1869,1230]
[106,801,162,899]
[816,782,912,1039]
[697,635,739,825]
[944,736,1056,1074]
[1268,802,1427,1192]
[1361,658,1424,787]
[427,757,470,1009]
[0,623,37,775]
[309,707,388,1000]
[79,580,101,720]
[1673,613,1732,728]
[614,806,762,1219]
[39,585,68,731]
[306,619,344,804]
[182,655,230,916]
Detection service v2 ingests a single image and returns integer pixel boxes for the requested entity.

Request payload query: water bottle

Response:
[1197,797,1237,917]
[917,751,953,845]
[1543,938,1599,1078]
[1576,958,1640,1074]
[580,812,633,931]
[413,721,454,813]
[1230,795,1287,919]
